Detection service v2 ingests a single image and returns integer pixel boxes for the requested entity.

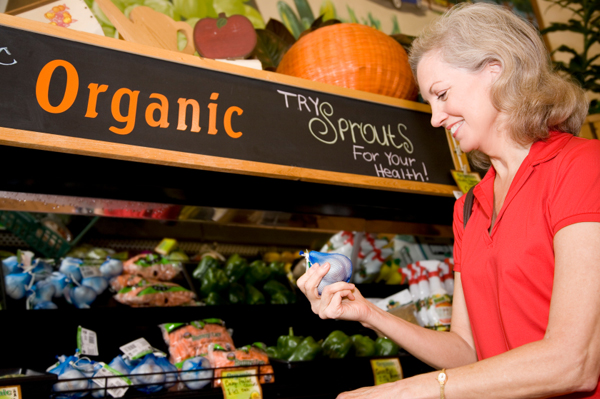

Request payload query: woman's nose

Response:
[430,105,447,128]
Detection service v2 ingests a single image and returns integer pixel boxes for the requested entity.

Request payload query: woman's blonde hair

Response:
[408,2,588,169]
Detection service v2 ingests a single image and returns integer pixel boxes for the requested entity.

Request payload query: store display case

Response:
[0,11,459,398]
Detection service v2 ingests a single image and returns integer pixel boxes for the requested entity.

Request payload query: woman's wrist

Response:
[358,301,388,330]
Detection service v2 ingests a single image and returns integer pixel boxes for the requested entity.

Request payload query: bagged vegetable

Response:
[129,353,166,394]
[160,319,235,365]
[48,354,95,399]
[180,356,213,390]
[109,274,160,292]
[207,344,274,387]
[114,279,195,307]
[124,253,182,281]
[301,250,353,295]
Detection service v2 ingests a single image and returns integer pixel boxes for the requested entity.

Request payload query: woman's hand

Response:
[296,262,375,324]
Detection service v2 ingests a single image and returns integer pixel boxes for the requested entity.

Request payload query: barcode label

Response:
[80,266,103,278]
[119,338,153,360]
[78,326,99,356]
[92,364,131,398]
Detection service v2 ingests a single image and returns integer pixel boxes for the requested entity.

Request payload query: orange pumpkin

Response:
[277,23,417,101]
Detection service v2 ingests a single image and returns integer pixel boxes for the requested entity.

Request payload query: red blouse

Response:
[453,131,600,398]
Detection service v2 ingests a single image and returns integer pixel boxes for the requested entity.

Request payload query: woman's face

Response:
[417,51,503,154]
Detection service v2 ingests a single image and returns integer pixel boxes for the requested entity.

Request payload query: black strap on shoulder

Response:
[463,185,476,229]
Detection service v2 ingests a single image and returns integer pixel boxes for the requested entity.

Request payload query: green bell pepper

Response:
[322,330,353,359]
[265,346,281,359]
[263,279,297,304]
[268,261,287,278]
[374,337,400,356]
[204,291,227,305]
[192,255,220,279]
[199,267,228,297]
[287,336,322,361]
[244,260,272,286]
[270,291,291,304]
[225,254,249,283]
[350,334,376,357]
[276,327,304,359]
[245,284,266,305]
[227,282,246,304]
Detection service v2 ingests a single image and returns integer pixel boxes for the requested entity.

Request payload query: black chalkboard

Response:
[0,20,456,188]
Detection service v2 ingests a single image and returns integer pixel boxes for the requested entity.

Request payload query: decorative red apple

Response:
[193,13,257,59]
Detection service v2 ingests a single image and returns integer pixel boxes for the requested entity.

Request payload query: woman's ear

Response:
[486,61,503,81]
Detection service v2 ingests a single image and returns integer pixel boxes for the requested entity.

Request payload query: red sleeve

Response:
[452,194,466,273]
[549,138,600,235]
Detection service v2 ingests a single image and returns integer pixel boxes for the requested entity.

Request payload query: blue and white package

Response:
[81,276,109,295]
[4,272,33,300]
[59,258,84,283]
[180,356,212,390]
[99,258,123,279]
[155,355,178,388]
[64,285,97,309]
[130,353,166,393]
[301,250,353,295]
[2,256,21,275]
[48,355,91,399]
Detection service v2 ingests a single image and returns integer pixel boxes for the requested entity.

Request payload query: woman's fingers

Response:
[303,262,330,299]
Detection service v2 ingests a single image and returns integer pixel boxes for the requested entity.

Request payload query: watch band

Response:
[437,368,448,399]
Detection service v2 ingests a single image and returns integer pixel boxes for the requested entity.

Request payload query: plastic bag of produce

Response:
[160,319,235,365]
[129,353,166,394]
[179,356,213,390]
[300,250,353,295]
[48,355,92,399]
[113,279,195,307]
[124,253,182,281]
[207,344,274,387]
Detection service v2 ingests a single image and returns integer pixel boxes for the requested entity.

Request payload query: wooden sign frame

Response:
[0,13,461,197]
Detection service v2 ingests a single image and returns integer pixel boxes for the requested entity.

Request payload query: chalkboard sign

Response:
[0,15,458,196]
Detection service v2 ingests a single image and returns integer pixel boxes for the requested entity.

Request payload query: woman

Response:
[297,3,600,398]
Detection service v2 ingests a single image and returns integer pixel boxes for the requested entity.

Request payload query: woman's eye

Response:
[437,91,447,101]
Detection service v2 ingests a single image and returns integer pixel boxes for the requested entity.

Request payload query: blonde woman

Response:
[297,3,600,398]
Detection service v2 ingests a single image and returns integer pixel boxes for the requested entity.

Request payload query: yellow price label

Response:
[0,386,21,399]
[221,368,262,399]
[370,358,403,385]
[451,170,482,194]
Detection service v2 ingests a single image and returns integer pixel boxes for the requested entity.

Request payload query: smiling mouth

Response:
[450,121,463,137]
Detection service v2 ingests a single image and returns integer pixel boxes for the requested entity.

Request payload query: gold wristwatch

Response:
[437,368,448,399]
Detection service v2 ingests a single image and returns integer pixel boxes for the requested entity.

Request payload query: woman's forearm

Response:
[363,305,478,369]
[401,335,598,399]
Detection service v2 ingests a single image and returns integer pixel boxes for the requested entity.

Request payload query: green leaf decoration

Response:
[253,29,293,71]
[277,1,304,39]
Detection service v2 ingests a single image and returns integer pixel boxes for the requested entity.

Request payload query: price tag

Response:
[370,358,403,385]
[77,326,99,356]
[80,266,103,278]
[119,338,153,360]
[451,170,481,194]
[92,363,132,398]
[221,368,262,399]
[0,386,21,399]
